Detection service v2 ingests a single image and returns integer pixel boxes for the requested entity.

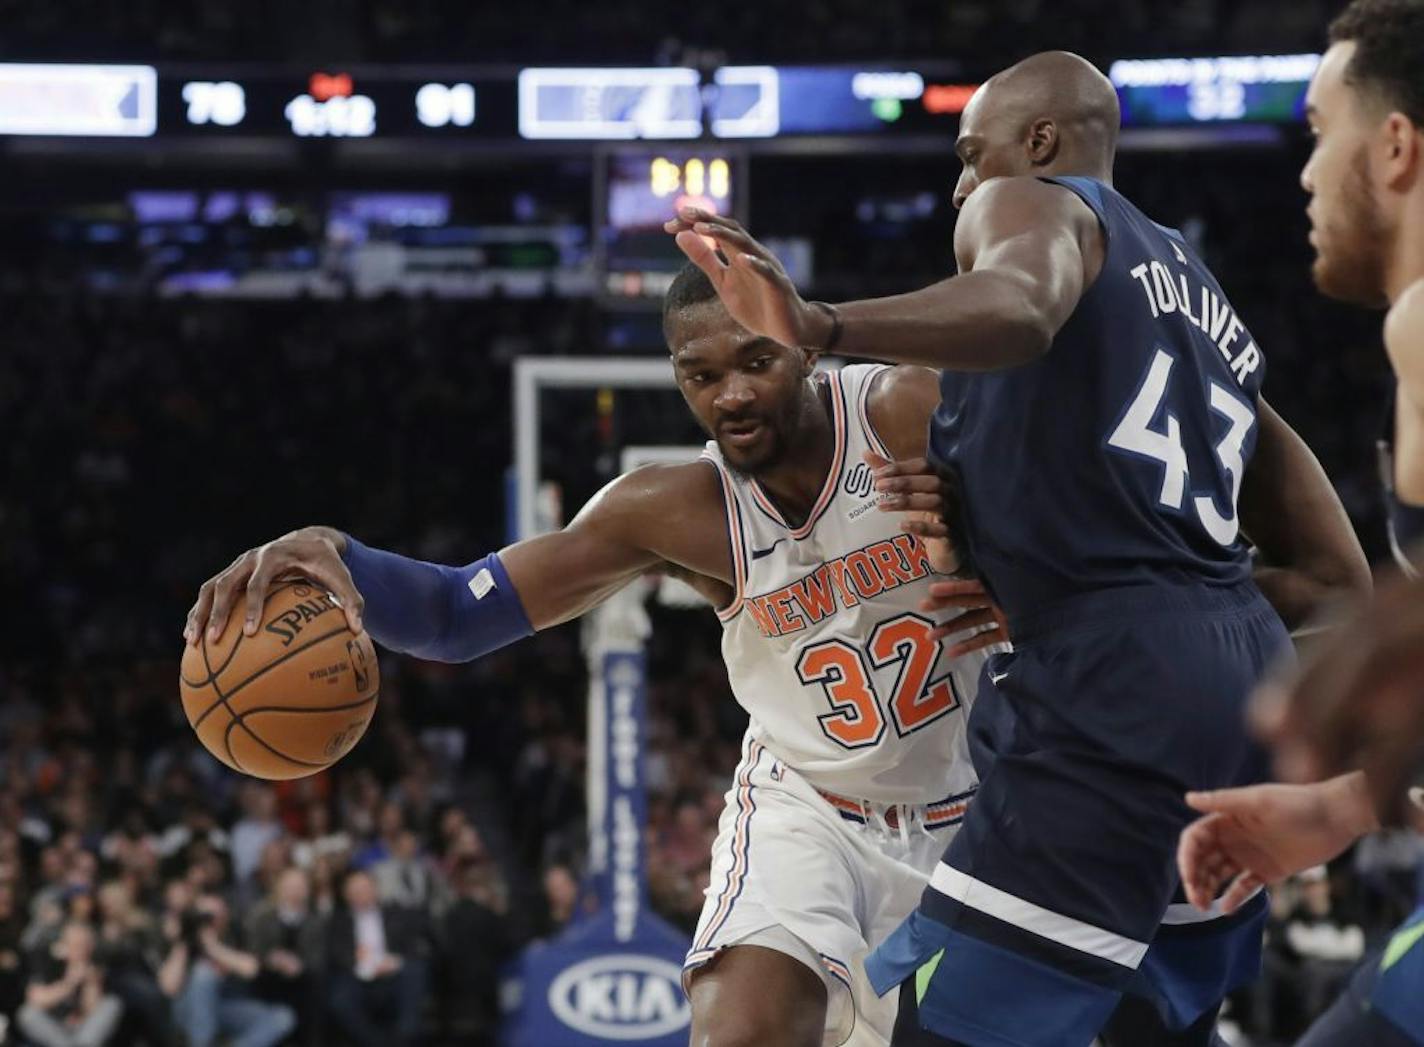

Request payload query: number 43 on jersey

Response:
[1108,348,1256,546]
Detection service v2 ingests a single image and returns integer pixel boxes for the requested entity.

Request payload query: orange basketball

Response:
[179,579,379,780]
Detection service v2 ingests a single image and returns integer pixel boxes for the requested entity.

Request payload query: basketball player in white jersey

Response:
[186,263,1005,1046]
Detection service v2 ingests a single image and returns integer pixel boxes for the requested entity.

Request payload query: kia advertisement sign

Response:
[547,954,690,1040]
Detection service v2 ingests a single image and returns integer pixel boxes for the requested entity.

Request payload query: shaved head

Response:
[952,51,1121,208]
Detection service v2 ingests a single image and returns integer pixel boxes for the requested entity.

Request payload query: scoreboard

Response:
[0,64,520,139]
[0,62,975,142]
[1110,54,1321,126]
[161,70,520,138]
[0,55,1321,145]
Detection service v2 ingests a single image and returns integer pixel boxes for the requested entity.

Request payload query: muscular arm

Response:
[188,462,733,661]
[830,179,1097,370]
[670,178,1099,372]
[498,463,732,629]
[1239,398,1372,631]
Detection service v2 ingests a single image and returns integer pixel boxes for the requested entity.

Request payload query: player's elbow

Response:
[1318,548,1373,605]
[996,307,1055,367]
[1281,548,1373,633]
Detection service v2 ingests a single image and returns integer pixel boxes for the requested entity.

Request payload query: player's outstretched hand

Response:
[1250,569,1424,824]
[664,207,826,350]
[184,525,364,646]
[1177,772,1379,914]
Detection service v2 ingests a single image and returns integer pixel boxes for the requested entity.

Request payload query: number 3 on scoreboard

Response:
[796,613,961,750]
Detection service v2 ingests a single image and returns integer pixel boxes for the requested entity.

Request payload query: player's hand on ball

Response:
[664,207,822,350]
[185,525,365,645]
[1177,772,1379,914]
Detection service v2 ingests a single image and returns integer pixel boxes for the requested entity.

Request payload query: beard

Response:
[1312,147,1390,308]
[714,385,814,477]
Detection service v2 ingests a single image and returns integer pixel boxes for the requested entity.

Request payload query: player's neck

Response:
[1385,197,1424,304]
[752,380,837,524]
[1041,158,1114,187]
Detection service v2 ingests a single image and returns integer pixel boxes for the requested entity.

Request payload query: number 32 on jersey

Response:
[796,613,961,749]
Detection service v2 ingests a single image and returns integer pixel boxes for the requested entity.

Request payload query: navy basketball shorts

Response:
[866,582,1292,1047]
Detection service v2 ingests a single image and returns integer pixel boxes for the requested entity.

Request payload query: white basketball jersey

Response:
[702,364,984,805]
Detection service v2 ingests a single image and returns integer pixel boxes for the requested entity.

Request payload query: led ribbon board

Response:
[0,63,157,136]
[1110,54,1321,125]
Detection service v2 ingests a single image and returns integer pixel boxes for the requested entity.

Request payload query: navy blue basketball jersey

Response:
[929,176,1267,622]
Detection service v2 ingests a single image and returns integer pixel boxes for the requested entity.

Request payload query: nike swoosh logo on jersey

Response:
[750,539,786,561]
[988,670,1010,684]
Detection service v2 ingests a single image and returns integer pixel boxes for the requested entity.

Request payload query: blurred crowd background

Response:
[0,2,1416,1045]
[0,0,1346,68]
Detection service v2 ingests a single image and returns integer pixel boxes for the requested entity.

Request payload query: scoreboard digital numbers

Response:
[600,149,739,302]
[163,70,509,138]
[181,81,246,127]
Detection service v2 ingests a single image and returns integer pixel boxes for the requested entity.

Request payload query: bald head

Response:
[952,51,1120,207]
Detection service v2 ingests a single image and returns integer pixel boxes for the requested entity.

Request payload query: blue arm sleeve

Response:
[340,536,534,662]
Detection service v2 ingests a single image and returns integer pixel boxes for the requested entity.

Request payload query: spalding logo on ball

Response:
[180,580,379,780]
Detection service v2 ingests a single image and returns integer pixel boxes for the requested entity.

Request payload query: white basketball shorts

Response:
[683,731,974,1046]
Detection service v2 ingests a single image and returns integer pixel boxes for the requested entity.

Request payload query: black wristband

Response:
[810,301,843,353]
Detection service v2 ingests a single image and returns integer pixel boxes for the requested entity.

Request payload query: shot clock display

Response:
[598,149,740,303]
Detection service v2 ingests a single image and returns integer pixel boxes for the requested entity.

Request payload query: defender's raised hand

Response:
[664,207,830,351]
[184,525,364,645]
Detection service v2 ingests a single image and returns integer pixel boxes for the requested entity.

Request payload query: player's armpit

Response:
[499,461,733,630]
[1238,398,1372,632]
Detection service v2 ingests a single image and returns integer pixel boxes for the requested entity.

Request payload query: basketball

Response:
[179,579,379,780]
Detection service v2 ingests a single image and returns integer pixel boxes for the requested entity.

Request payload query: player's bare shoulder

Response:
[954,175,1103,278]
[865,366,939,460]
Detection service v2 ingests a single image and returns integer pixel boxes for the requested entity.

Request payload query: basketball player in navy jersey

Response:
[1177,2,1424,1043]
[666,50,1373,1046]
